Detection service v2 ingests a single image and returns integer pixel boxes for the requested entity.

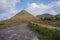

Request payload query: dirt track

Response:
[0,23,39,40]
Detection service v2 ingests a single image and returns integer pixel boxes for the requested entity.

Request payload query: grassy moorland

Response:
[36,19,60,27]
[0,22,19,29]
[28,22,60,40]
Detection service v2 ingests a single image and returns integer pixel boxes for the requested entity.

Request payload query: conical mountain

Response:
[2,10,37,24]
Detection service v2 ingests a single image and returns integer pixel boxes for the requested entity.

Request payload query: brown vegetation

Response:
[0,10,37,29]
[36,19,60,27]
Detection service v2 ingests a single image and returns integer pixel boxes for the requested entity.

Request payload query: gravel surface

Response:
[0,23,39,40]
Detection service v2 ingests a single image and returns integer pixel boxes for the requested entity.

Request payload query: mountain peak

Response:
[16,10,30,15]
[21,10,27,12]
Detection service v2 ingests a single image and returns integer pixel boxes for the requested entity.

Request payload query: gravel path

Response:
[0,23,39,40]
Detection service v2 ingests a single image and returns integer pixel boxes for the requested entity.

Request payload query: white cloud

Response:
[26,3,50,15]
[26,0,60,16]
[51,1,60,13]
[0,0,20,20]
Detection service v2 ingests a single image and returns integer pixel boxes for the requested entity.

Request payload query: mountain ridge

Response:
[36,13,54,19]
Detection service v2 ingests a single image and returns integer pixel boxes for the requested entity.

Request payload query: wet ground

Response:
[0,23,39,40]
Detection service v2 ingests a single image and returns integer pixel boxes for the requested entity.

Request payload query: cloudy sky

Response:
[0,0,60,20]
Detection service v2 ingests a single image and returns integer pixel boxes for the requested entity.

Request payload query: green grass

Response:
[28,22,60,40]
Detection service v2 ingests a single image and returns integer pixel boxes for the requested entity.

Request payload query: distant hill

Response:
[36,13,60,27]
[36,13,54,19]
